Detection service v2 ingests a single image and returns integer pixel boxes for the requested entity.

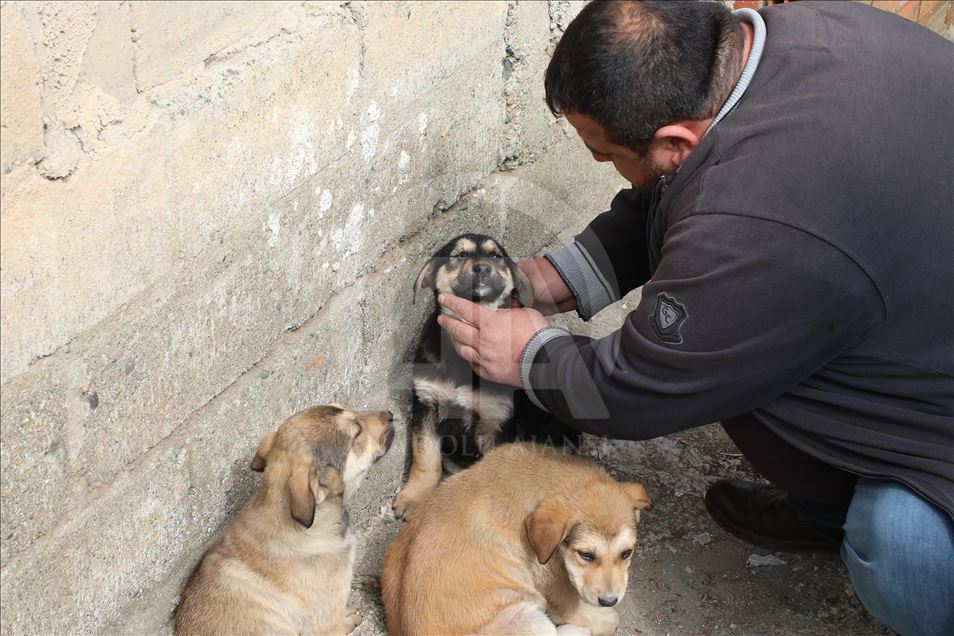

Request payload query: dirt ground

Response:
[345,290,891,636]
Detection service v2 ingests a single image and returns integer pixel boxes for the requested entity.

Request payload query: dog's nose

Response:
[473,263,491,277]
[386,410,395,422]
[598,595,618,607]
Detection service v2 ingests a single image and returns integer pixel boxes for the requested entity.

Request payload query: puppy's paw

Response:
[344,606,363,633]
[556,624,592,636]
[392,489,421,520]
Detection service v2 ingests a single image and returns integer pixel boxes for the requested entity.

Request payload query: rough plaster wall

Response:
[0,1,624,634]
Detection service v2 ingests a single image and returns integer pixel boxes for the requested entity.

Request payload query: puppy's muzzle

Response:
[382,426,395,455]
[376,415,396,461]
[598,595,619,607]
[464,262,504,302]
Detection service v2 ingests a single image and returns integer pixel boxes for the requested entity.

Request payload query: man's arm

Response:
[543,187,654,320]
[517,258,578,315]
[523,213,885,437]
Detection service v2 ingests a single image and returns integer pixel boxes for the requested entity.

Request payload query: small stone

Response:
[87,392,99,410]
[124,362,136,375]
[259,370,270,380]
[747,553,786,567]
[693,532,713,546]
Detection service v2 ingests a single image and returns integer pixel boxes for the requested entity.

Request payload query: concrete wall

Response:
[0,1,625,633]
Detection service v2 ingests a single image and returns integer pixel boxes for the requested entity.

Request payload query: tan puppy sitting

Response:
[382,443,651,635]
[175,405,394,635]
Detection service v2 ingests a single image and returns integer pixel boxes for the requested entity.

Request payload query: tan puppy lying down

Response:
[382,443,651,635]
[175,405,394,635]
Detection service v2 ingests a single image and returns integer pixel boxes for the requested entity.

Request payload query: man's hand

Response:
[437,294,549,386]
[518,258,577,315]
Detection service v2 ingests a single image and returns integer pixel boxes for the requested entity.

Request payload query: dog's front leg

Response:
[393,399,442,520]
[342,606,362,633]
[555,604,618,636]
[549,589,618,636]
[315,606,362,636]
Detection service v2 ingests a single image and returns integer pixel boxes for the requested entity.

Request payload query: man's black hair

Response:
[545,0,743,154]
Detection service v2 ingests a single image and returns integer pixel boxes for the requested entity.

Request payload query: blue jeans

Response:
[841,479,954,636]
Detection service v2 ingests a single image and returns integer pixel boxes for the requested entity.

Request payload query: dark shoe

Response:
[705,479,844,553]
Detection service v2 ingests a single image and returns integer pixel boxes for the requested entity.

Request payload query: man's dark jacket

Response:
[530,2,954,517]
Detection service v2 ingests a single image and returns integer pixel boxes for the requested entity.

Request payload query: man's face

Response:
[565,111,666,193]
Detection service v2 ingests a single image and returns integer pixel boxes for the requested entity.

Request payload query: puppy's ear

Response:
[512,263,535,308]
[318,465,344,499]
[250,432,276,472]
[413,258,438,304]
[287,458,320,527]
[621,482,652,521]
[525,497,573,564]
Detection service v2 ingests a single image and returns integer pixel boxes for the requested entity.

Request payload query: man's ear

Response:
[525,497,574,564]
[512,262,535,308]
[651,123,701,171]
[250,432,276,472]
[621,482,652,522]
[413,258,438,304]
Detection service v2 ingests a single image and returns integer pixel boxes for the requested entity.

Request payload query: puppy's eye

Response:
[577,550,595,562]
[620,549,633,560]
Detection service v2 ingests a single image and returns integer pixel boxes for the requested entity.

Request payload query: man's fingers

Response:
[437,314,479,349]
[438,294,483,325]
[456,344,479,367]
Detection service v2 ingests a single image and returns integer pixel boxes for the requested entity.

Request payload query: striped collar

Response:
[703,8,767,138]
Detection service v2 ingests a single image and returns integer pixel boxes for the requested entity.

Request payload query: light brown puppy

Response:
[382,443,651,635]
[175,405,394,636]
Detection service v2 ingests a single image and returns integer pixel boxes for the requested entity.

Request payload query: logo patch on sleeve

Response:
[649,293,688,344]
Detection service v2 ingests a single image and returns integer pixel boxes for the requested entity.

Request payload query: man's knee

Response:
[841,480,954,635]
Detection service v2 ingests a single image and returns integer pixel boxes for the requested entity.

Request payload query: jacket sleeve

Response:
[545,187,653,320]
[523,213,885,438]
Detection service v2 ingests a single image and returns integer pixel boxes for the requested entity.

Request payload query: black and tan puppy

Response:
[175,405,394,635]
[392,234,581,519]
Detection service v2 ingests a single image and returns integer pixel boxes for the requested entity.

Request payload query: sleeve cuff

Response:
[545,242,619,321]
[519,326,572,411]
